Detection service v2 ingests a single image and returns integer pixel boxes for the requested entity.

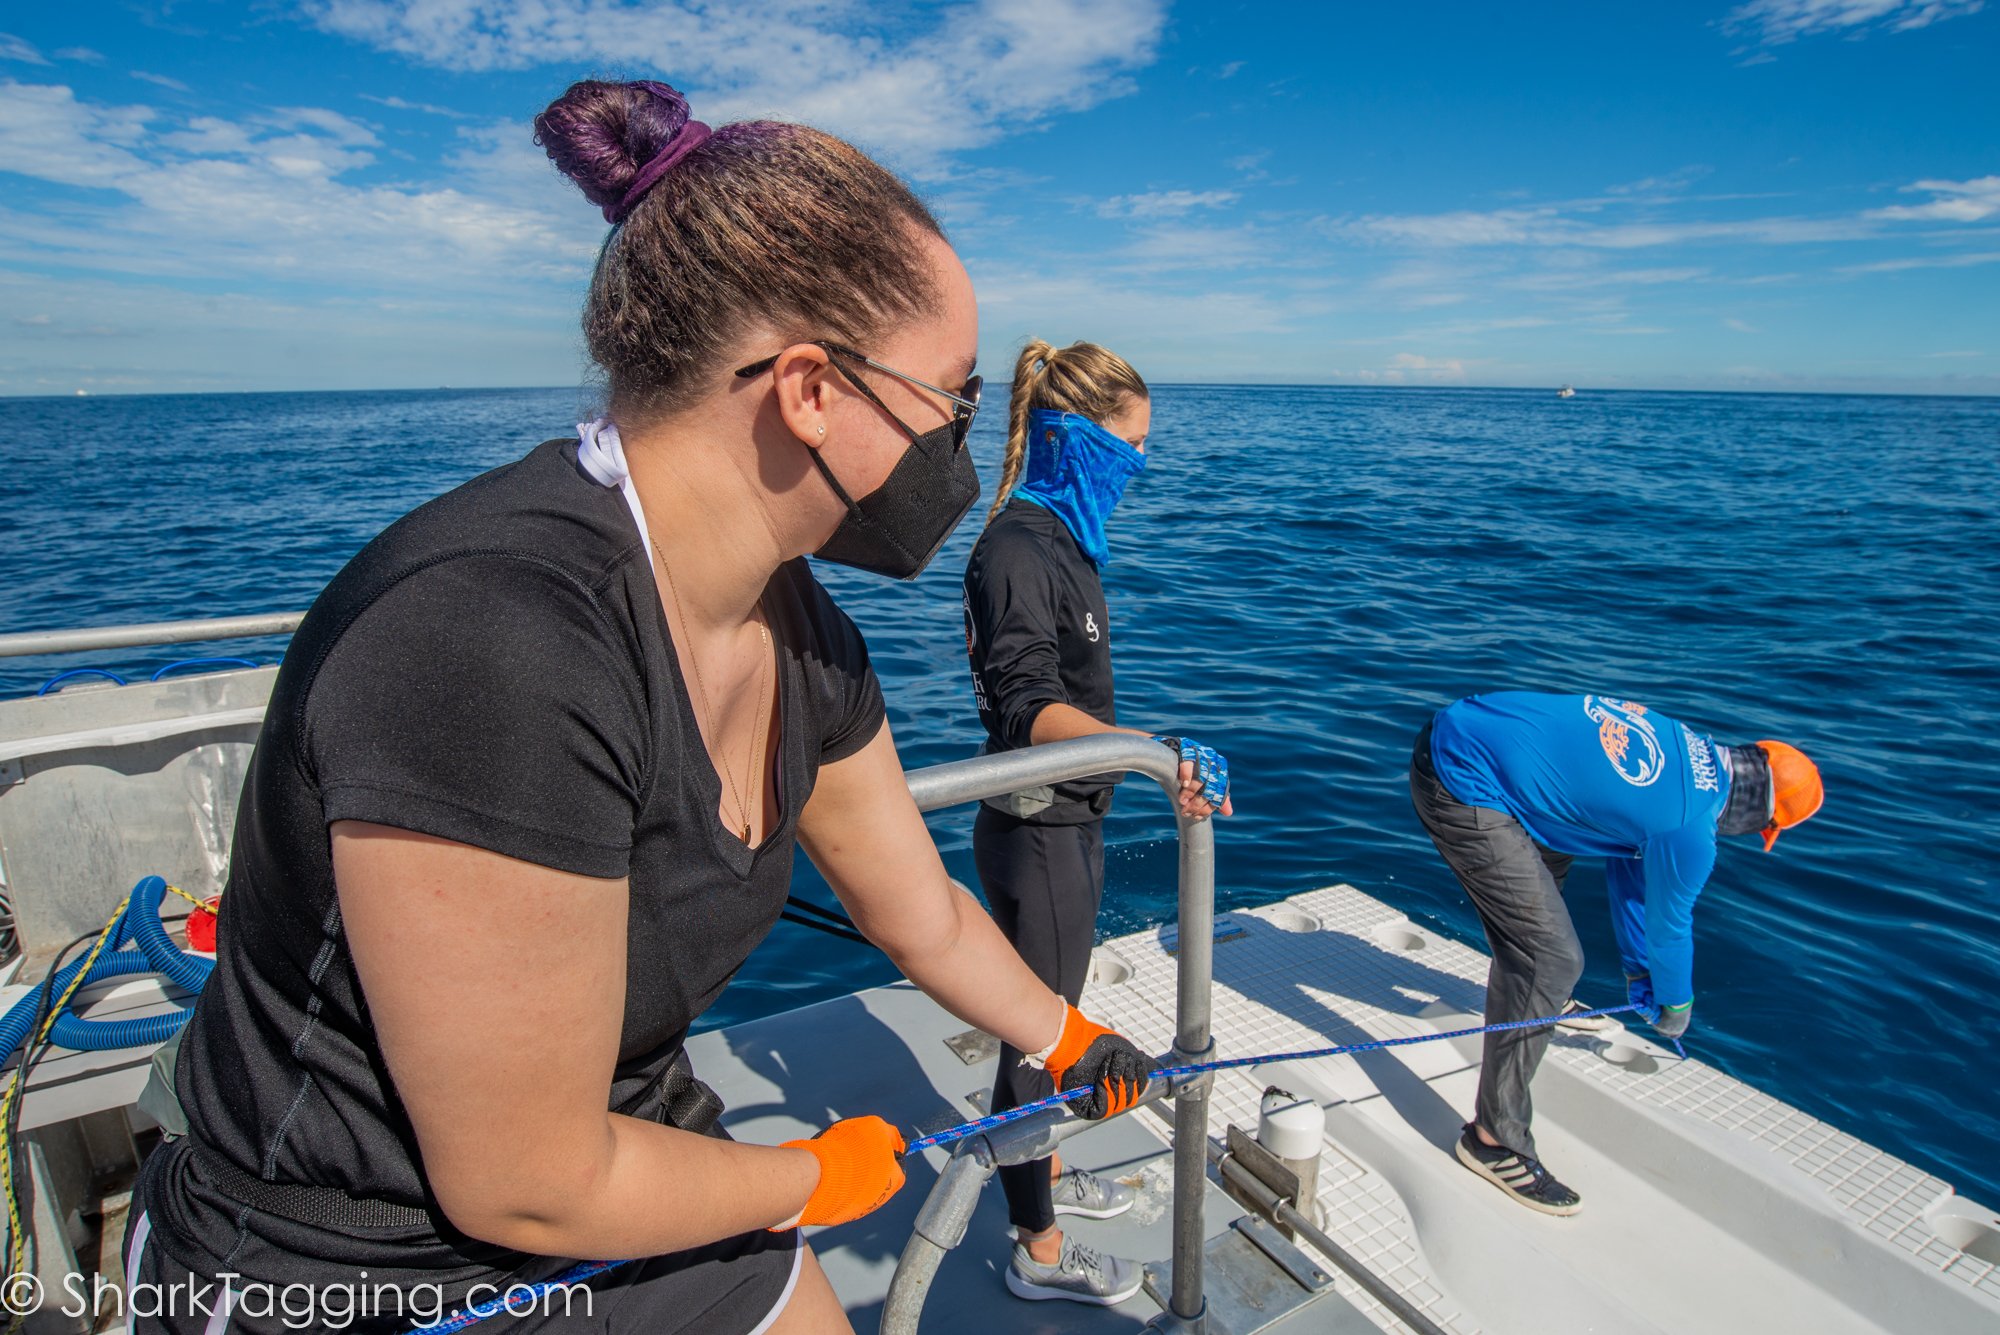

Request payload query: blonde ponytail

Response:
[987,338,1148,523]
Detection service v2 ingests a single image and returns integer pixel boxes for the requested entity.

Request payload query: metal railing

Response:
[0,615,1219,1327]
[0,612,307,659]
[888,735,1216,1334]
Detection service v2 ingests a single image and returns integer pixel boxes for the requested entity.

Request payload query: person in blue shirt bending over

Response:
[1408,692,1824,1216]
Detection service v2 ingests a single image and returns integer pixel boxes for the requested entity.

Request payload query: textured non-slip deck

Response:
[1078,883,2000,1335]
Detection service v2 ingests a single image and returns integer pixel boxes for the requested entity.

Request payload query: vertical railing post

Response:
[903,734,1213,1333]
[1167,809,1215,1327]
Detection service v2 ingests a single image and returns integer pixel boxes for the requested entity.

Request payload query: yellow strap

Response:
[164,883,213,911]
[2,892,132,1306]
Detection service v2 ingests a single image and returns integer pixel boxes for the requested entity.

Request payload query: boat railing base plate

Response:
[1142,1217,1375,1334]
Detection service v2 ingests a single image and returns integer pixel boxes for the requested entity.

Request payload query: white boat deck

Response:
[690,882,2000,1335]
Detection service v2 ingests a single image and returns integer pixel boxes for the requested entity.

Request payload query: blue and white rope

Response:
[406,1000,1648,1332]
[903,1001,1641,1152]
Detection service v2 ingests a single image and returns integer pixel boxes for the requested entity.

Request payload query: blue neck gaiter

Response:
[1010,409,1147,565]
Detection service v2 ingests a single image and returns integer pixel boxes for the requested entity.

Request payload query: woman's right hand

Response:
[1153,734,1234,819]
[774,1115,908,1230]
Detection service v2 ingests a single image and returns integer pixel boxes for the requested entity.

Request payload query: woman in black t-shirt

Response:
[125,81,1149,1335]
[962,340,1234,1306]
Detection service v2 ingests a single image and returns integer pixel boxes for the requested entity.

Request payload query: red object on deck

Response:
[186,897,221,953]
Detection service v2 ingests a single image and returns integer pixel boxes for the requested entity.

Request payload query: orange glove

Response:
[775,1115,906,1229]
[1042,1005,1151,1121]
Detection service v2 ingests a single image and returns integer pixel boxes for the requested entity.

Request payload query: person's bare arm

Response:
[1027,702,1233,818]
[795,724,1070,1054]
[333,822,818,1257]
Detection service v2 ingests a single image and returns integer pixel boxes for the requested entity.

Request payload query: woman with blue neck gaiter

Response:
[962,340,1234,1307]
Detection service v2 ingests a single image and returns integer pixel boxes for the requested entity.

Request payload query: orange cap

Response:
[1755,741,1823,851]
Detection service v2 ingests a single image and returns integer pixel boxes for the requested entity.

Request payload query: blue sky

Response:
[1,0,1995,396]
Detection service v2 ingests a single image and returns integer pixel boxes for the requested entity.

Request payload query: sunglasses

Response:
[735,341,983,452]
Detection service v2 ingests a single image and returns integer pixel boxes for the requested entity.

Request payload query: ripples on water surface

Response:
[3,385,1996,1204]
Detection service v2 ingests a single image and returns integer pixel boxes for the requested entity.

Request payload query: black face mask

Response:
[807,420,980,579]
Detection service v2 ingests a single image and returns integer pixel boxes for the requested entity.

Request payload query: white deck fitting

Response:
[1077,884,2000,1335]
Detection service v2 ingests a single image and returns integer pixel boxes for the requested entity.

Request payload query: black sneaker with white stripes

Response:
[1454,1124,1582,1216]
[1554,998,1615,1032]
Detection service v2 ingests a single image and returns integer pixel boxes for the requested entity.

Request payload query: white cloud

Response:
[1508,265,1709,291]
[1344,207,1558,247]
[360,92,470,119]
[1867,174,2000,222]
[276,106,381,147]
[1724,316,1760,332]
[158,116,260,156]
[300,0,1168,169]
[1841,249,2000,272]
[0,82,154,187]
[0,267,583,394]
[1339,204,1876,250]
[973,261,1327,349]
[1,33,48,65]
[0,79,594,297]
[1098,189,1239,220]
[132,71,192,92]
[54,47,105,64]
[1314,351,1484,385]
[1724,0,1985,44]
[1604,166,1712,196]
[1388,353,1464,371]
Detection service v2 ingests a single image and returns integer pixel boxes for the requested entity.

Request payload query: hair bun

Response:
[534,80,700,219]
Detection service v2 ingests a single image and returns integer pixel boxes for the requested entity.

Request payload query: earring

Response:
[817,426,825,436]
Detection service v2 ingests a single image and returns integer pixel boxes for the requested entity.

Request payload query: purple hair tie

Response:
[605,119,712,224]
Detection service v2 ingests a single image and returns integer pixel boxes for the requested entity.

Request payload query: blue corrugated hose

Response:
[34,668,127,696]
[150,658,258,682]
[0,877,212,1060]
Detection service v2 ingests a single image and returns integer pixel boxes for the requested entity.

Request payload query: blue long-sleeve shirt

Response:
[1429,692,1730,1008]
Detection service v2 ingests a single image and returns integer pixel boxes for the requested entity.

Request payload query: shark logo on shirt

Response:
[1583,695,1666,787]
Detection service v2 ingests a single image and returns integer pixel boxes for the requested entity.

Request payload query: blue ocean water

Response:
[2,386,1996,1208]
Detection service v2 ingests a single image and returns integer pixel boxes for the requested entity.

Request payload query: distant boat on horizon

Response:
[1557,384,1576,398]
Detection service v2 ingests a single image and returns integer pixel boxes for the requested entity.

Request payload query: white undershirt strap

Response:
[577,417,658,579]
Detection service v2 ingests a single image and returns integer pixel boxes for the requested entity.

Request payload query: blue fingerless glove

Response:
[1153,735,1230,808]
[1626,974,1660,1025]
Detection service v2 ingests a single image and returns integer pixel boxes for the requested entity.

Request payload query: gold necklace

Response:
[652,539,772,843]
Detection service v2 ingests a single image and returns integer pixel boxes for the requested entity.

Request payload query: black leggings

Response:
[973,805,1106,1234]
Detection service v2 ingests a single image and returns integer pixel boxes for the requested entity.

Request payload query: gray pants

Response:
[1408,719,1580,1159]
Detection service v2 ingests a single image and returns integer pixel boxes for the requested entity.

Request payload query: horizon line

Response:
[5,380,1997,404]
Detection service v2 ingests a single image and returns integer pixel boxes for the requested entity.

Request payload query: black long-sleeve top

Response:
[961,498,1118,824]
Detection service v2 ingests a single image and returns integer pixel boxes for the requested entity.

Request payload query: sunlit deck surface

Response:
[690,884,2000,1335]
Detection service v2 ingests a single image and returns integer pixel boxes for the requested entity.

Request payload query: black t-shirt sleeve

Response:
[303,554,650,878]
[966,536,1067,751]
[791,564,886,764]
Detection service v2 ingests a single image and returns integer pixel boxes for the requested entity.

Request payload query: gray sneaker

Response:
[1006,1237,1145,1305]
[1051,1166,1137,1220]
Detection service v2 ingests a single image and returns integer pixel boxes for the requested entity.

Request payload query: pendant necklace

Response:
[653,539,771,843]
